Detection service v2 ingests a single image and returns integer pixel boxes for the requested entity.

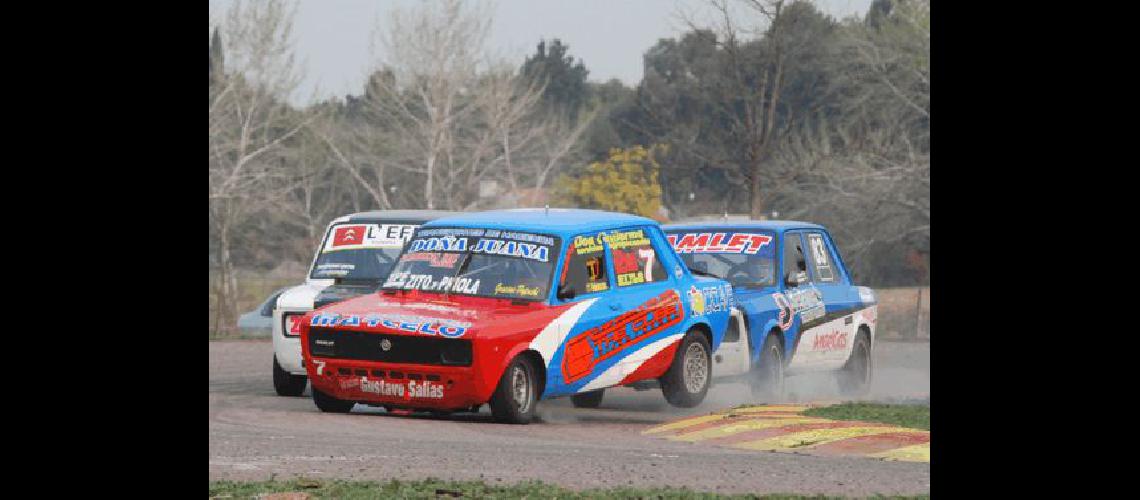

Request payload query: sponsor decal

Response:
[773,293,794,330]
[354,377,445,399]
[601,229,652,250]
[326,224,417,251]
[314,263,356,277]
[309,312,471,338]
[494,283,541,297]
[408,236,469,253]
[360,377,405,397]
[811,330,849,351]
[333,225,366,247]
[689,284,733,317]
[572,234,605,254]
[806,233,835,281]
[688,285,706,316]
[605,230,660,287]
[383,272,481,295]
[561,290,685,384]
[674,264,683,279]
[471,238,550,262]
[666,232,773,254]
[786,287,825,324]
[857,286,876,304]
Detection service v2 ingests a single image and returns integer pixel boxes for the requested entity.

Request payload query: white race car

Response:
[272,210,458,396]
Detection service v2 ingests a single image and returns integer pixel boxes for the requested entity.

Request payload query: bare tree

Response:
[323,0,590,211]
[209,0,308,333]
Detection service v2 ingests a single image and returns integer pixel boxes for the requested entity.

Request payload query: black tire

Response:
[570,389,604,408]
[489,355,539,424]
[837,330,873,397]
[750,333,785,401]
[273,355,307,397]
[660,329,712,408]
[311,386,355,413]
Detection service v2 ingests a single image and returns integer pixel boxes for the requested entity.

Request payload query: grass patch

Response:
[802,403,929,430]
[208,478,928,499]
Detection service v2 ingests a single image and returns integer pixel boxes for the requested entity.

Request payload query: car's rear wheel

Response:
[311,386,355,413]
[489,355,539,424]
[837,330,873,397]
[273,355,307,397]
[660,329,712,408]
[750,333,785,401]
[570,389,604,408]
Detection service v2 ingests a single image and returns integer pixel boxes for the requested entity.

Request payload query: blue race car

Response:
[663,221,878,398]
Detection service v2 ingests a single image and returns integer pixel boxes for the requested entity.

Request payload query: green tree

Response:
[521,39,589,122]
[554,145,665,218]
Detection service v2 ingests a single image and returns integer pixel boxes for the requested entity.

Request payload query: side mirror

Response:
[785,270,809,287]
[557,284,577,301]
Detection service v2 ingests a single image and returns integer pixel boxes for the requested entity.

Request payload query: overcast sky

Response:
[209,0,872,105]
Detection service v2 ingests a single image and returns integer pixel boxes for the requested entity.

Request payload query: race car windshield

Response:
[381,227,558,301]
[665,230,777,289]
[311,248,402,280]
[310,223,419,280]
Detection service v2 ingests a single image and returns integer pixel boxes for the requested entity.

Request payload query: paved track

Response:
[209,340,929,495]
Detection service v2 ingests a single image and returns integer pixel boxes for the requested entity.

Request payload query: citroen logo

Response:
[380,339,392,351]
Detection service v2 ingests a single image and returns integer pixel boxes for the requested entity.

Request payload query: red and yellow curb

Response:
[642,404,929,462]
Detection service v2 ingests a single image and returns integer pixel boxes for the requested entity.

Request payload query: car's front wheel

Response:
[837,330,873,396]
[273,355,307,397]
[570,389,604,408]
[311,386,354,413]
[489,355,539,424]
[660,329,712,408]
[750,333,785,401]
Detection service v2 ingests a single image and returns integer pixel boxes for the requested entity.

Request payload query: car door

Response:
[788,231,857,369]
[602,226,688,387]
[800,230,861,365]
[780,231,829,370]
[545,230,620,396]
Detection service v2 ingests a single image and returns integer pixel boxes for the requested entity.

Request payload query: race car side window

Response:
[560,232,611,298]
[782,232,808,288]
[608,226,667,287]
[805,232,836,283]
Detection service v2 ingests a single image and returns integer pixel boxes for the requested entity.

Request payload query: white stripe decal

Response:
[528,298,599,368]
[580,333,683,392]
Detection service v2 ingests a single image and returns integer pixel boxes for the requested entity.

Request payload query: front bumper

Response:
[306,357,491,411]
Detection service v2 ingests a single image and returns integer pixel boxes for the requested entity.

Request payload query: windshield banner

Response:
[666,232,774,255]
[323,224,418,252]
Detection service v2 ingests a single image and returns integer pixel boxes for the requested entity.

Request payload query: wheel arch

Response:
[516,349,547,400]
[688,321,713,350]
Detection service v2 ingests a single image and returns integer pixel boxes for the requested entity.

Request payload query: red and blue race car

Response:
[298,209,735,423]
[663,221,878,399]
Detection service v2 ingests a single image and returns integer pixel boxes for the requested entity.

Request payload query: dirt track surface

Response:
[209,340,929,495]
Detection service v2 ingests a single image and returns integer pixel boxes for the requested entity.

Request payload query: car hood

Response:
[312,279,383,309]
[304,291,571,341]
[277,280,333,310]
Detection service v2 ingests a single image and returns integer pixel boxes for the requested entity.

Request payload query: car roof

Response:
[424,208,659,237]
[663,220,826,232]
[344,210,462,223]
